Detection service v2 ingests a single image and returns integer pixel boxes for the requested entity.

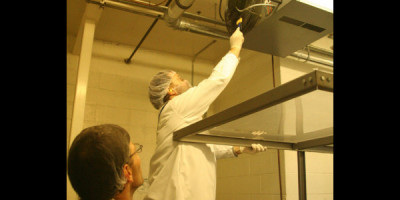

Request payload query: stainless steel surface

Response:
[173,69,333,153]
[242,0,333,57]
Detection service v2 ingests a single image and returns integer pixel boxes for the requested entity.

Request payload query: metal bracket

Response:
[99,0,106,9]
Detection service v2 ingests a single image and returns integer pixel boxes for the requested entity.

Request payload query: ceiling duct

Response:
[164,0,195,27]
[237,0,333,57]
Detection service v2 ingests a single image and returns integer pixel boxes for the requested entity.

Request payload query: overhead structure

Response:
[242,0,333,57]
[86,0,333,65]
[173,69,333,154]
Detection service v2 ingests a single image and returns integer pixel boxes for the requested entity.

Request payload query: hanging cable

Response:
[191,40,217,85]
[218,0,225,21]
[236,3,276,12]
[235,0,276,17]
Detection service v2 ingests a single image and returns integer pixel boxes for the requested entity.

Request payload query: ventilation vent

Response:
[279,16,325,33]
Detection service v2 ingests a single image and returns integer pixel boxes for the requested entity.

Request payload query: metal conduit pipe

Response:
[87,0,225,26]
[308,45,333,57]
[176,20,229,40]
[289,52,333,67]
[87,0,229,55]
[87,0,164,18]
[164,0,229,39]
[165,0,195,26]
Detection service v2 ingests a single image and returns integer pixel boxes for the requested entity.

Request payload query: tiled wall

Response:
[67,34,215,200]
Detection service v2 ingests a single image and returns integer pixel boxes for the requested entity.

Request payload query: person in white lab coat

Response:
[145,27,266,200]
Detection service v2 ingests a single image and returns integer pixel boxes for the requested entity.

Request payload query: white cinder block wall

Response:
[280,57,333,200]
[67,33,333,200]
[67,34,215,200]
[208,49,284,200]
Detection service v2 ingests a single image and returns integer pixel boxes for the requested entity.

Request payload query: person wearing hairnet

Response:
[144,27,266,200]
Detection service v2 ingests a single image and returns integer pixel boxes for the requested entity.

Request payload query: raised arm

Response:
[170,28,244,118]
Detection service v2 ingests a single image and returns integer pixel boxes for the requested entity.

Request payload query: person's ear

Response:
[123,164,133,182]
[167,88,177,96]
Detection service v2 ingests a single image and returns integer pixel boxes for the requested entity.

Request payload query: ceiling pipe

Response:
[164,0,229,39]
[87,0,225,26]
[164,0,195,26]
[87,0,229,43]
[289,51,333,67]
[96,0,163,18]
[176,20,229,40]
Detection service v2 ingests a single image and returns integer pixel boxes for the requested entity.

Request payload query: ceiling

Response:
[67,0,333,62]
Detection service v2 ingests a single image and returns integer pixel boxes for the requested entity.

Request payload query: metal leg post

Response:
[298,151,307,200]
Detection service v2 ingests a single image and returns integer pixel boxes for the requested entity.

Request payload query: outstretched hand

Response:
[240,144,267,154]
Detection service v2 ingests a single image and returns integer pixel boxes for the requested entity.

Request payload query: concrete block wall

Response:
[216,151,284,200]
[67,33,333,200]
[67,34,216,200]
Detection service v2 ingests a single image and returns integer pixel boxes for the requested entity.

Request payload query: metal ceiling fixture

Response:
[85,0,333,67]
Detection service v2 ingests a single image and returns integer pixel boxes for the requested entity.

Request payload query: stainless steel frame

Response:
[173,69,333,153]
[173,69,333,200]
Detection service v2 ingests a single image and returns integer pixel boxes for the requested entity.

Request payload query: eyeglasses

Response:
[129,143,143,158]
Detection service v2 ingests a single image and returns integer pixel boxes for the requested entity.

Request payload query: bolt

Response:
[326,77,331,82]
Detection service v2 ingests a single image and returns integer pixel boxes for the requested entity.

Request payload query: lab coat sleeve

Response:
[171,52,239,119]
[207,144,237,159]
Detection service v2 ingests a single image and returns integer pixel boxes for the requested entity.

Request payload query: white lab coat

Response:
[143,52,240,200]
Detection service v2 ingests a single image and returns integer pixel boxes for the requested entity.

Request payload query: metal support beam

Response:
[69,19,96,149]
[69,2,102,151]
[173,70,333,142]
[68,19,97,200]
[68,3,102,200]
[298,151,307,200]
[295,135,333,150]
[179,134,294,150]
